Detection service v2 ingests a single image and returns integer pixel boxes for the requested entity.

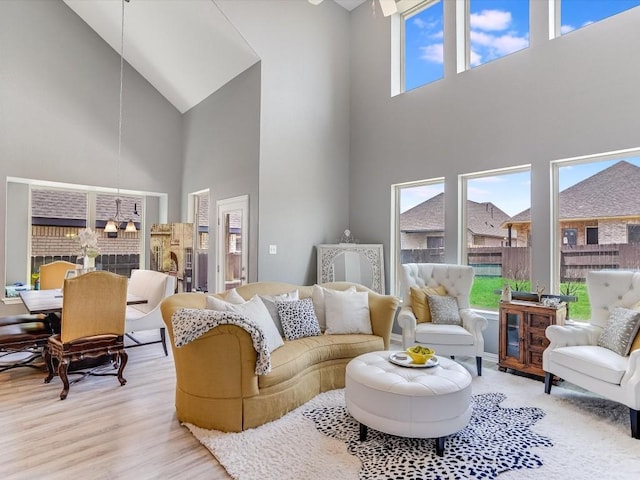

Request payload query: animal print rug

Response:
[303,392,552,480]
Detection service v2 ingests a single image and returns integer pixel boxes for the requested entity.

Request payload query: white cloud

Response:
[470,30,528,58]
[468,186,491,198]
[470,49,482,66]
[560,24,575,34]
[492,33,529,55]
[431,30,444,40]
[420,43,443,63]
[413,17,426,29]
[470,30,493,47]
[470,9,512,31]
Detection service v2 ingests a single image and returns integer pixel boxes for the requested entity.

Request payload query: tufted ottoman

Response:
[345,350,472,456]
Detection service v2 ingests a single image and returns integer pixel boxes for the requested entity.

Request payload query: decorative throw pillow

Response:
[225,295,284,353]
[312,284,356,331]
[410,285,447,323]
[428,295,462,326]
[324,289,372,335]
[277,298,322,341]
[225,288,246,304]
[206,294,283,353]
[259,290,299,336]
[597,307,640,356]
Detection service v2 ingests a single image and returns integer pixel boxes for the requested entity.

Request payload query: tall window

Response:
[462,168,531,310]
[554,153,640,320]
[31,188,142,278]
[392,179,445,294]
[557,0,640,37]
[467,0,529,69]
[402,0,444,92]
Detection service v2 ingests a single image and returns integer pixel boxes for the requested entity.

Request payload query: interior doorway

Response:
[189,190,210,292]
[216,195,248,292]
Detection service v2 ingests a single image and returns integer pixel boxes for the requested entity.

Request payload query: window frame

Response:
[459,164,531,279]
[550,147,640,293]
[390,177,445,297]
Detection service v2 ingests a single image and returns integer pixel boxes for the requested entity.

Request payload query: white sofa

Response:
[543,270,640,439]
[397,263,488,375]
[125,269,176,356]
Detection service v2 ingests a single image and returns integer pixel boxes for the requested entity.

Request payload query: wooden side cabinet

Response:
[498,300,567,378]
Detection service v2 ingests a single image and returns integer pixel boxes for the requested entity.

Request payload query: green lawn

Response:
[470,277,590,320]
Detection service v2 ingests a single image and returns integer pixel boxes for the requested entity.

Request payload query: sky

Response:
[401,0,640,213]
[404,0,640,91]
[400,156,640,216]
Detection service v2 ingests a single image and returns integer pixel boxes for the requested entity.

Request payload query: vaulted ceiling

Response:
[63,0,367,114]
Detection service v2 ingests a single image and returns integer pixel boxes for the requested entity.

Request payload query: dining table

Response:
[19,288,147,315]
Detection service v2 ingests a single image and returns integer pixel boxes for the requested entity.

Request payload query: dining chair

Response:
[43,270,128,400]
[39,260,77,290]
[124,269,176,356]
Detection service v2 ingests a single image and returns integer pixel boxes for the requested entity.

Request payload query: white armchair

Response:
[125,269,176,356]
[398,263,488,375]
[543,270,640,439]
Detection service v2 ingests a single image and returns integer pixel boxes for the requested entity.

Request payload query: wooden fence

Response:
[402,243,640,282]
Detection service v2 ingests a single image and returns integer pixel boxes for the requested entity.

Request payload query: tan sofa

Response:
[161,281,399,432]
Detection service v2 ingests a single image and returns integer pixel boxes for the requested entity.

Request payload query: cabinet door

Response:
[501,309,523,363]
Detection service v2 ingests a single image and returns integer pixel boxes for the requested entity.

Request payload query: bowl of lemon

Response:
[405,345,436,364]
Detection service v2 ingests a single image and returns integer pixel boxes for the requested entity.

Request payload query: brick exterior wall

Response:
[31,226,140,256]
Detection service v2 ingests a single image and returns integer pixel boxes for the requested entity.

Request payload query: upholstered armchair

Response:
[125,269,176,356]
[543,270,640,439]
[397,263,488,375]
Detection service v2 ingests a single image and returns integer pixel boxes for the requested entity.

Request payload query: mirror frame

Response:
[316,244,385,294]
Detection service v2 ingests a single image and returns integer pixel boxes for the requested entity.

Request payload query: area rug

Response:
[185,361,640,480]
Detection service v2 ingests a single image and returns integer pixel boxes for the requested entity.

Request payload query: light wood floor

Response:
[0,332,231,480]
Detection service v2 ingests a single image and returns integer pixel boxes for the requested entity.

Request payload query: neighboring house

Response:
[400,193,516,249]
[508,161,640,246]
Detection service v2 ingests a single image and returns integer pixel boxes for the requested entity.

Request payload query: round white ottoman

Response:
[345,351,472,456]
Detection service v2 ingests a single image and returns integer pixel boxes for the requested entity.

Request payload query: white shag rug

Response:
[186,360,640,480]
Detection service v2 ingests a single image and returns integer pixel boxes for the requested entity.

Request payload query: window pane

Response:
[398,182,446,265]
[404,0,444,92]
[557,157,640,320]
[465,170,531,310]
[31,188,88,277]
[560,0,640,36]
[469,0,529,68]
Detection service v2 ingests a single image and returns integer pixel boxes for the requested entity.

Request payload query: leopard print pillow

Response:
[277,298,321,341]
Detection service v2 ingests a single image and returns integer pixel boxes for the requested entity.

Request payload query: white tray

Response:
[388,351,439,368]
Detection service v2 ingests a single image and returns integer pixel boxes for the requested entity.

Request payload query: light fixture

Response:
[308,0,397,17]
[107,0,136,234]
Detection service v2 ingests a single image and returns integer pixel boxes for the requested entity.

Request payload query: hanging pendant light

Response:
[108,0,136,234]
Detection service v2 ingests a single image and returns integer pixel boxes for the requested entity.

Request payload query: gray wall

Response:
[0,0,182,284]
[218,0,352,285]
[181,64,262,292]
[349,1,640,293]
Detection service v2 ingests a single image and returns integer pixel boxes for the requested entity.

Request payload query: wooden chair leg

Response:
[43,346,55,384]
[58,359,70,400]
[117,350,128,386]
[160,327,168,356]
[630,408,639,439]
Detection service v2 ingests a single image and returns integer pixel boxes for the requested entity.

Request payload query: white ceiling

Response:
[63,0,367,114]
[63,0,260,114]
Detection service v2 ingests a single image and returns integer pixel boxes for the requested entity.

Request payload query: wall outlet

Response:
[269,245,277,255]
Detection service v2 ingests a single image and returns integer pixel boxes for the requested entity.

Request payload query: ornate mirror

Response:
[316,244,385,294]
